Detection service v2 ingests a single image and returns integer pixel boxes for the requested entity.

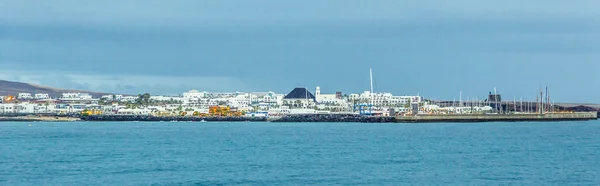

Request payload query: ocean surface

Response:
[1,121,600,185]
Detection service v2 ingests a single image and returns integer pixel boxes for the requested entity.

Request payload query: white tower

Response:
[315,86,321,103]
[316,86,321,96]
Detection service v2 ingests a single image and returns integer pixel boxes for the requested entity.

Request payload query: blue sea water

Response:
[1,121,599,185]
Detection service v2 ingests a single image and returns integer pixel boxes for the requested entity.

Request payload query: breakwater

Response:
[270,112,597,123]
[80,115,267,122]
[272,114,396,123]
[0,116,80,122]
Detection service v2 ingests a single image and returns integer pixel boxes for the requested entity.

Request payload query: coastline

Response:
[0,112,596,123]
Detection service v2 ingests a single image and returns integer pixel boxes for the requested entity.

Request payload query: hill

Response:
[0,80,113,98]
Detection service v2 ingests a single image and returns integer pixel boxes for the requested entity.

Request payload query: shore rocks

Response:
[272,114,396,123]
[80,115,267,122]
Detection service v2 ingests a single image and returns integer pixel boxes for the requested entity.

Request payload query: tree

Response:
[142,93,151,104]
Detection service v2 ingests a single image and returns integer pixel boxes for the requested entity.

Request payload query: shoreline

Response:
[0,112,596,123]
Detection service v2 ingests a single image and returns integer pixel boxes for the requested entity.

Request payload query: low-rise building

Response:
[18,93,33,99]
[34,93,50,100]
[0,103,16,113]
[282,87,316,108]
[121,96,138,102]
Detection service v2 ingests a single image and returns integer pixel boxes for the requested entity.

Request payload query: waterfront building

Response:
[0,103,16,113]
[348,91,421,107]
[116,108,151,115]
[315,86,344,105]
[282,87,316,108]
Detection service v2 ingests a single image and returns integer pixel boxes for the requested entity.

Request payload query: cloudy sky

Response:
[1,0,599,102]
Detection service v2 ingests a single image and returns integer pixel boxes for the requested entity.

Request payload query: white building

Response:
[18,93,33,99]
[349,91,421,107]
[150,95,183,102]
[60,93,94,101]
[121,96,138,102]
[0,103,16,113]
[183,90,205,99]
[282,87,316,108]
[315,86,344,105]
[34,93,50,100]
[101,95,114,100]
[117,108,151,115]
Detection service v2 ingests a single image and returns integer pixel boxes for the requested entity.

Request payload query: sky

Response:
[1,0,599,102]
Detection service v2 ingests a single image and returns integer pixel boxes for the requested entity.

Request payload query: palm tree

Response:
[142,93,151,104]
[294,100,302,108]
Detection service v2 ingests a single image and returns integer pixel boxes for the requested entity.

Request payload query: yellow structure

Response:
[81,109,103,116]
[208,105,243,116]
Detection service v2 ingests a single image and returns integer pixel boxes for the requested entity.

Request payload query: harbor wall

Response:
[80,115,267,122]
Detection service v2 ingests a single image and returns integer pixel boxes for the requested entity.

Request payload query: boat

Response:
[200,119,206,122]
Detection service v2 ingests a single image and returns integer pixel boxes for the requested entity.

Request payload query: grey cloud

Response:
[2,0,600,28]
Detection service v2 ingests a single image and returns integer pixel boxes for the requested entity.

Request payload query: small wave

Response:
[476,176,524,181]
[361,159,420,165]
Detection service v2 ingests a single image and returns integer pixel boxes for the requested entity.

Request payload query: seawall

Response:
[271,112,597,123]
[0,116,80,122]
[80,115,267,122]
[272,114,396,123]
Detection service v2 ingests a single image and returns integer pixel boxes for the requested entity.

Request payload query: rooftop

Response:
[283,87,316,100]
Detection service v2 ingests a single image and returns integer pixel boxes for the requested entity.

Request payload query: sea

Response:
[1,121,599,185]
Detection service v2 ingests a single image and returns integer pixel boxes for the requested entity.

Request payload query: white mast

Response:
[513,96,516,113]
[459,91,462,108]
[370,68,374,108]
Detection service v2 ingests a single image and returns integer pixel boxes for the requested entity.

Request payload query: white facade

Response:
[34,94,50,99]
[183,90,205,99]
[315,86,344,105]
[349,91,421,107]
[150,95,183,102]
[18,93,33,99]
[60,93,94,101]
[121,96,138,102]
[117,108,151,115]
[0,102,55,114]
[101,95,114,100]
[0,104,16,113]
[282,98,315,108]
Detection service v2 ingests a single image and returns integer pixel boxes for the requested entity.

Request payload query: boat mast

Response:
[370,68,374,113]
